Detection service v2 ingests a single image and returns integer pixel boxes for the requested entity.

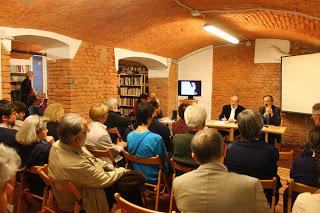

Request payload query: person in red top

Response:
[172,103,190,136]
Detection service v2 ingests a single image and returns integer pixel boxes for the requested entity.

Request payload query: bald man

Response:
[219,95,245,123]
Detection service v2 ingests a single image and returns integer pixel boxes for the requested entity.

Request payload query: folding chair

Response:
[114,193,162,213]
[260,177,277,213]
[122,151,170,211]
[287,178,319,213]
[278,150,294,181]
[85,145,117,166]
[169,158,195,213]
[107,127,122,142]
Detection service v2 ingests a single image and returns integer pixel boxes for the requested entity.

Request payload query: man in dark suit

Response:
[219,95,245,123]
[259,95,281,145]
[219,95,245,138]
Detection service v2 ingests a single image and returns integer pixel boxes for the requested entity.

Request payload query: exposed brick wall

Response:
[149,62,178,117]
[212,41,320,146]
[47,42,118,119]
[10,41,43,59]
[1,46,11,100]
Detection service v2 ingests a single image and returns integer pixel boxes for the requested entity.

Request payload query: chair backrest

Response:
[114,193,161,213]
[171,158,195,174]
[107,127,122,141]
[37,164,53,186]
[287,178,319,213]
[279,150,294,162]
[85,145,117,166]
[122,150,163,170]
[260,177,277,213]
[53,181,82,202]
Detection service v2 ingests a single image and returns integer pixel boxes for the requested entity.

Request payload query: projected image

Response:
[181,81,198,95]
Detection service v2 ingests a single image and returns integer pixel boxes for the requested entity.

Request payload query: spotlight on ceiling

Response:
[203,24,239,44]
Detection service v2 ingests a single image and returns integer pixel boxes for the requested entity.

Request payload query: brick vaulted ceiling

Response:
[0,0,319,59]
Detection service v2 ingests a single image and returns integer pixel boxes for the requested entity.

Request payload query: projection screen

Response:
[281,53,320,114]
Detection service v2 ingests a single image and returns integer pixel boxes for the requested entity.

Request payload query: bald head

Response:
[230,95,239,108]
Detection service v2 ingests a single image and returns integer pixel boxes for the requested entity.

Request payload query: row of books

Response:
[10,65,30,73]
[119,88,142,96]
[10,75,25,82]
[119,98,135,107]
[120,76,143,86]
[120,108,133,115]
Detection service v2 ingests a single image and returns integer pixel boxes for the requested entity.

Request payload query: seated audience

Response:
[312,103,320,126]
[0,144,21,213]
[133,93,148,113]
[49,113,143,212]
[148,92,163,118]
[15,115,52,196]
[12,100,27,130]
[292,190,320,213]
[127,103,168,183]
[28,96,44,116]
[284,126,320,213]
[44,102,65,141]
[259,95,281,145]
[104,98,132,142]
[173,128,270,213]
[172,103,189,136]
[148,99,171,152]
[0,100,18,149]
[86,103,127,164]
[172,104,207,168]
[225,109,281,205]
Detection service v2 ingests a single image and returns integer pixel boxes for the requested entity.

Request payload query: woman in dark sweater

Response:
[225,109,281,206]
[15,115,52,196]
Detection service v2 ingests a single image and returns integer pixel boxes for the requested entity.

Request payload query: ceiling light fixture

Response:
[203,24,239,44]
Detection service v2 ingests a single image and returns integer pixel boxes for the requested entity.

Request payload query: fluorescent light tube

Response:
[203,24,239,44]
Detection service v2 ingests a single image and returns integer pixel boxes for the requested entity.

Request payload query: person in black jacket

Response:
[259,95,281,145]
[225,109,281,206]
[0,100,18,149]
[105,98,132,142]
[20,71,35,109]
[148,99,171,152]
[219,95,245,123]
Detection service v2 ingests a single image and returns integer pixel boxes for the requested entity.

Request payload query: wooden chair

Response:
[114,193,162,213]
[15,165,45,213]
[278,150,294,181]
[122,151,170,211]
[107,127,122,142]
[37,164,83,213]
[85,145,117,166]
[287,178,319,213]
[260,177,277,213]
[169,158,195,213]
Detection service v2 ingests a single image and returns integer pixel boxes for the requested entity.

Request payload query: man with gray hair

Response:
[312,103,320,126]
[172,104,207,167]
[48,113,142,213]
[173,128,270,213]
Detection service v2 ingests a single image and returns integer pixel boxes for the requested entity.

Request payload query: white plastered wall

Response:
[177,46,213,119]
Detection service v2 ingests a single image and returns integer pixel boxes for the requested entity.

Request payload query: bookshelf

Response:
[9,59,31,99]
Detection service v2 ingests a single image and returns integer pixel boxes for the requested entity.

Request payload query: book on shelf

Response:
[120,108,133,115]
[10,65,30,73]
[120,87,142,96]
[119,97,135,107]
[119,76,142,86]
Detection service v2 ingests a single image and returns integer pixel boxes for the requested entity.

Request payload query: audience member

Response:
[12,101,27,130]
[292,190,320,213]
[0,144,21,213]
[148,92,163,118]
[49,113,143,212]
[28,96,44,116]
[312,103,320,126]
[0,101,18,149]
[148,99,171,152]
[133,93,148,112]
[44,102,65,141]
[104,98,132,142]
[225,109,281,205]
[259,95,281,145]
[15,115,52,196]
[173,128,270,213]
[172,103,189,136]
[127,103,168,183]
[172,104,207,168]
[219,95,245,123]
[86,103,127,164]
[20,71,35,108]
[283,126,320,213]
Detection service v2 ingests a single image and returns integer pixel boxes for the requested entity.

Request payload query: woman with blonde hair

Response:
[44,102,64,141]
[86,103,127,164]
[0,144,21,213]
[15,115,52,196]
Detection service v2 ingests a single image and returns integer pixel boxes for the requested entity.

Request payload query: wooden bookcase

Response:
[9,59,31,100]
